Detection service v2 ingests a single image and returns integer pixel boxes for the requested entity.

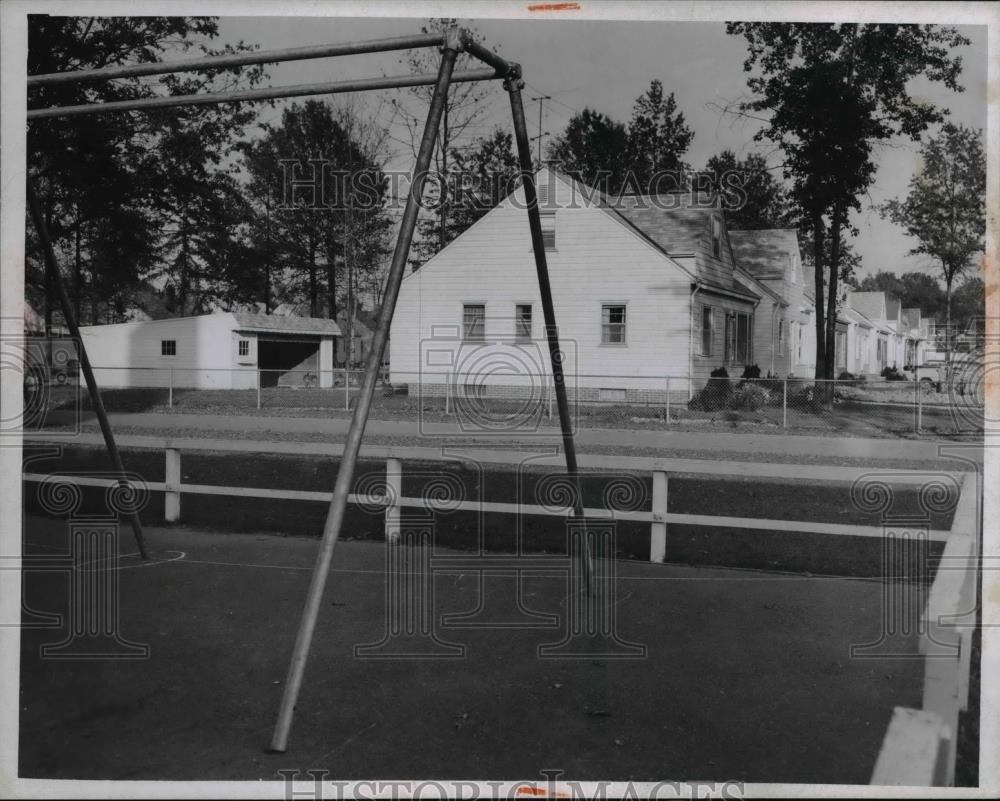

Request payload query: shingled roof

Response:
[232,312,341,336]
[847,292,886,324]
[611,198,712,256]
[728,230,799,280]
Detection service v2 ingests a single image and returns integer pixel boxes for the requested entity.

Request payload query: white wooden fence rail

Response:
[21,432,978,786]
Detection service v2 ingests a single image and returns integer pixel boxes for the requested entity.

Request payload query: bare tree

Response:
[389,18,499,265]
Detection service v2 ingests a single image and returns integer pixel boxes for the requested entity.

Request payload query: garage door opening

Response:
[258,337,322,387]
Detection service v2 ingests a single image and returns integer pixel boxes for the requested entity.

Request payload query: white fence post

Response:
[165,447,181,522]
[782,379,788,428]
[385,457,402,543]
[168,367,173,408]
[257,370,262,410]
[650,469,668,563]
[665,376,671,425]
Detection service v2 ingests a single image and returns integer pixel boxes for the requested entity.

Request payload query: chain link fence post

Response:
[445,371,452,416]
[916,374,923,433]
[257,369,261,410]
[168,366,173,408]
[665,375,671,425]
[782,378,788,428]
[548,376,554,420]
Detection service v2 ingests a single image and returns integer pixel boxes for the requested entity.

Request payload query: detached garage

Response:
[80,311,340,390]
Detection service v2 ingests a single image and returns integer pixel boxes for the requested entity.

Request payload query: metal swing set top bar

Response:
[27,26,590,753]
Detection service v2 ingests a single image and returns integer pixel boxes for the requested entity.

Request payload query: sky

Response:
[215,15,988,284]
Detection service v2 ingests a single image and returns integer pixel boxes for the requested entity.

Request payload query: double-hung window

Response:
[601,304,626,344]
[463,304,485,342]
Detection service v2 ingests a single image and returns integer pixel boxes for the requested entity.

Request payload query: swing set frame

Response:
[26,25,590,753]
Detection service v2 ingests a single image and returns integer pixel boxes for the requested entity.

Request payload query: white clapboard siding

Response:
[81,313,244,389]
[390,173,694,393]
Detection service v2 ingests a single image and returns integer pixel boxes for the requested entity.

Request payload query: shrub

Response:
[741,364,762,380]
[881,366,908,382]
[837,371,856,381]
[729,381,771,411]
[699,366,732,410]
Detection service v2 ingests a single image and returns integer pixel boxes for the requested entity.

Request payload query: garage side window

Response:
[161,340,176,357]
[238,339,250,357]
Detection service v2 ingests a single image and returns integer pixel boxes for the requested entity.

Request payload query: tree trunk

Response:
[308,230,318,318]
[179,227,190,316]
[74,212,82,321]
[264,189,272,314]
[945,271,953,391]
[812,211,826,384]
[326,257,336,321]
[824,208,844,399]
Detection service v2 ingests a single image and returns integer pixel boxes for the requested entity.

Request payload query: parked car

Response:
[905,361,947,393]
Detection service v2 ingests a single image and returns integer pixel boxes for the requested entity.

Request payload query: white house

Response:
[80,311,340,389]
[845,291,902,374]
[388,168,763,403]
[728,229,817,378]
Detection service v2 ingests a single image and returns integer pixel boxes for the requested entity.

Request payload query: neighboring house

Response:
[728,229,816,378]
[388,168,762,402]
[79,311,340,389]
[840,305,875,375]
[901,308,927,367]
[846,291,900,374]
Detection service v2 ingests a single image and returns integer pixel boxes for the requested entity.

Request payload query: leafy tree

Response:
[27,16,266,324]
[854,270,947,322]
[727,22,970,388]
[704,150,790,230]
[242,100,391,318]
[624,80,694,192]
[950,274,985,336]
[880,123,986,362]
[546,109,628,192]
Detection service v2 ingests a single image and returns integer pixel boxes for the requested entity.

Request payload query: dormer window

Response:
[711,216,722,259]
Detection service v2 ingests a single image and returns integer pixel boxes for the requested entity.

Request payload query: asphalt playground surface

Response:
[18,514,928,784]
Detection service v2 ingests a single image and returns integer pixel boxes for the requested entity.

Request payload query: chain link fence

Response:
[31,363,985,437]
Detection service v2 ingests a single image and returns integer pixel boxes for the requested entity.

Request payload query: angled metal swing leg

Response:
[505,78,594,593]
[26,181,149,560]
[268,35,461,754]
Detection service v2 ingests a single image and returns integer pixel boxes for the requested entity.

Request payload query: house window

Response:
[161,340,176,357]
[701,305,713,356]
[601,304,626,344]
[515,304,532,340]
[463,304,485,342]
[724,311,752,364]
[540,212,556,251]
[797,324,804,362]
[836,331,847,370]
[777,320,785,356]
[711,216,722,259]
[599,388,627,402]
[238,339,250,357]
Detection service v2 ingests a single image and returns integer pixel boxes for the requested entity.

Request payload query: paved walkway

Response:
[52,410,983,466]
